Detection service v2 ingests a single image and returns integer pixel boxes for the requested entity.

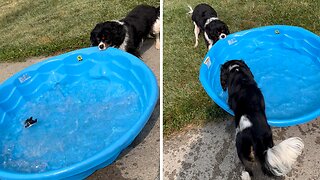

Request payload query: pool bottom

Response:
[0,78,141,173]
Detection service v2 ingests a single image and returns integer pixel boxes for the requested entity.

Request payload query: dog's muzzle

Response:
[98,42,107,50]
[219,33,227,39]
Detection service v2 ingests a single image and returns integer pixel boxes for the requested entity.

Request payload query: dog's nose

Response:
[219,33,227,39]
[99,44,105,50]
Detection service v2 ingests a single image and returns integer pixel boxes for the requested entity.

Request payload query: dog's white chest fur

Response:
[236,115,253,134]
[117,22,129,51]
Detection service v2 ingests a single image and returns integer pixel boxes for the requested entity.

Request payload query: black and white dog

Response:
[220,60,304,180]
[188,3,230,50]
[90,5,160,57]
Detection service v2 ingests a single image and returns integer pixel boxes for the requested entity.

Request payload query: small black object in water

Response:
[24,117,37,128]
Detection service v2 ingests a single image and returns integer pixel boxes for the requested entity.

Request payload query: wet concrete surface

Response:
[0,39,160,180]
[164,117,320,180]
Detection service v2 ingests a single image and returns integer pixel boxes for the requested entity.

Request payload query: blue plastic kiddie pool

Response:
[200,25,320,127]
[0,47,158,179]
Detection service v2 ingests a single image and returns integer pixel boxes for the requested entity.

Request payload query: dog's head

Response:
[205,20,230,44]
[90,21,126,50]
[220,60,254,91]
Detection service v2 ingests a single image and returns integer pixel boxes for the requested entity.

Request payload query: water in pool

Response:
[214,49,320,120]
[0,79,141,173]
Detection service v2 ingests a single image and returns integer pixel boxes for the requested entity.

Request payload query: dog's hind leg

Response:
[193,22,200,47]
[236,131,254,178]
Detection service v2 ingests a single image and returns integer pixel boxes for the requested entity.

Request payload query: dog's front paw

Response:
[194,41,198,48]
[155,41,160,50]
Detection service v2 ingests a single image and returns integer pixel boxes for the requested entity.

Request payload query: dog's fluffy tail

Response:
[187,5,193,15]
[264,137,304,176]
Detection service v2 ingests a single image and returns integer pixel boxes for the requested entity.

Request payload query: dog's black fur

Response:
[220,60,304,179]
[90,5,160,57]
[221,60,273,176]
[189,3,230,49]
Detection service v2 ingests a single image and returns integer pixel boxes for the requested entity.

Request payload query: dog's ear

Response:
[224,24,230,35]
[114,24,126,44]
[220,63,229,91]
[205,24,219,43]
[90,31,98,46]
[109,23,126,46]
[90,23,103,46]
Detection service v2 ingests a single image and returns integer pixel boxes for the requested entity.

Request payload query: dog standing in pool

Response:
[187,3,230,50]
[220,60,304,180]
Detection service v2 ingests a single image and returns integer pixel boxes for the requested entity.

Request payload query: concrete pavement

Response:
[164,116,320,180]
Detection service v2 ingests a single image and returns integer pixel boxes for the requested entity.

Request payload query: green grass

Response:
[163,0,320,136]
[0,0,159,62]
